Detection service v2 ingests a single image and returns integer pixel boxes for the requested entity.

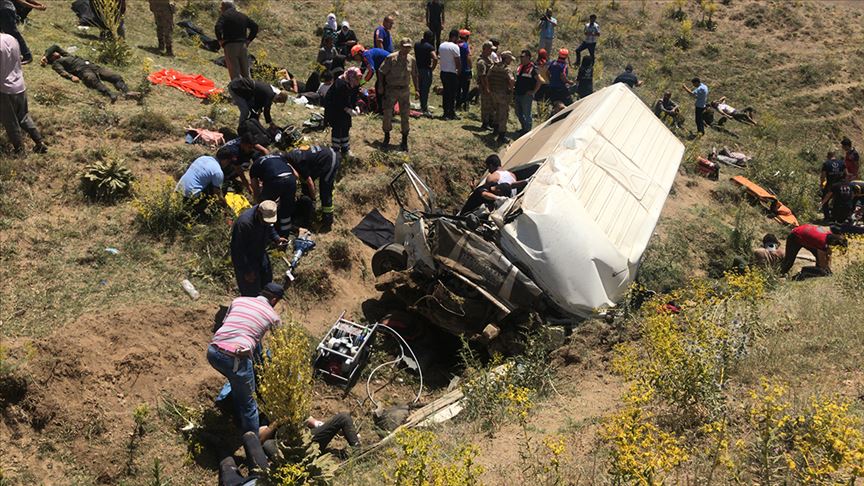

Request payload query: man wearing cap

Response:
[230,201,288,297]
[215,0,258,80]
[40,45,140,103]
[374,15,394,52]
[207,281,283,437]
[1,33,46,155]
[379,38,419,152]
[457,29,472,111]
[249,153,299,237]
[438,29,462,120]
[284,145,341,231]
[475,40,496,131]
[335,20,357,56]
[487,51,515,144]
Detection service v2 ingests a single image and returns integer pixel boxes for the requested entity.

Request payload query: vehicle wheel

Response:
[372,243,408,277]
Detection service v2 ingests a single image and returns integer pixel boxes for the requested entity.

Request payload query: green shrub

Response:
[79,106,120,128]
[126,110,173,142]
[91,0,133,66]
[638,237,688,292]
[133,177,195,238]
[79,158,135,202]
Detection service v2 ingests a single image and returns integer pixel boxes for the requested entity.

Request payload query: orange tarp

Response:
[148,69,223,99]
[730,175,799,226]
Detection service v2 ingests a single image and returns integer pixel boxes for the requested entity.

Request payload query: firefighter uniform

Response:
[148,0,175,55]
[285,145,341,229]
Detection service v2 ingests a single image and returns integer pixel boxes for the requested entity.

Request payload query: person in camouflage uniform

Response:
[475,41,496,131]
[148,0,174,56]
[378,37,419,152]
[487,51,515,144]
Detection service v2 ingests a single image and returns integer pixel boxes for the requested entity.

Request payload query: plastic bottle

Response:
[181,279,200,300]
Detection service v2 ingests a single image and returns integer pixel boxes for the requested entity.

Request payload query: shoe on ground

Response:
[108,93,118,103]
[125,91,143,100]
[479,123,489,131]
[422,111,433,118]
[33,143,48,154]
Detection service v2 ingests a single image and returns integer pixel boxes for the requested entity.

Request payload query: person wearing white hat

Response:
[230,201,288,297]
[335,20,357,56]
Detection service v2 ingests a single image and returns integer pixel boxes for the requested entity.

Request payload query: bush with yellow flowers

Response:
[383,429,484,486]
[745,380,864,484]
[257,323,313,437]
[600,405,689,485]
[133,177,197,238]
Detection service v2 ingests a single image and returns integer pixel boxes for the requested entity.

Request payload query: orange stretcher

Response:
[730,175,799,226]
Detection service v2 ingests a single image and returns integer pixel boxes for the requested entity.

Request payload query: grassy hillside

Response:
[1,0,863,484]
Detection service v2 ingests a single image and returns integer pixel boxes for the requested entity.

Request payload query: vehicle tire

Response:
[372,243,408,277]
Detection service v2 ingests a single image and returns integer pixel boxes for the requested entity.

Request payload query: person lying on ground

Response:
[228,77,289,129]
[752,233,785,268]
[779,224,847,276]
[653,91,684,128]
[612,64,643,88]
[258,412,361,451]
[710,96,757,126]
[219,431,270,486]
[820,180,863,224]
[207,282,284,437]
[40,45,140,102]
[176,151,237,206]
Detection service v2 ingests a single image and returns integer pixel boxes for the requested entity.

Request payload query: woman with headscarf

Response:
[324,67,361,157]
[322,13,337,46]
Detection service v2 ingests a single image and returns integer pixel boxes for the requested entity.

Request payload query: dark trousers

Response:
[234,254,272,297]
[0,91,42,149]
[312,413,360,449]
[695,106,706,134]
[261,175,297,236]
[80,66,128,99]
[574,41,596,61]
[779,233,825,275]
[418,67,433,112]
[219,431,269,486]
[457,70,472,110]
[441,71,459,118]
[429,27,441,48]
[0,9,30,61]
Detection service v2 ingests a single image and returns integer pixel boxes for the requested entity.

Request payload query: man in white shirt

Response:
[438,28,461,120]
[0,33,45,155]
[574,14,600,65]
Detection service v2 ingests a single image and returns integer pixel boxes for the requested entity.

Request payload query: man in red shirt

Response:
[779,224,847,275]
[842,137,860,180]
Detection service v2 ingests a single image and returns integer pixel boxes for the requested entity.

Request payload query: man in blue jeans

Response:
[514,50,541,135]
[207,282,284,437]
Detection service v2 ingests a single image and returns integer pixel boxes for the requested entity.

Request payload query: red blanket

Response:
[148,69,223,99]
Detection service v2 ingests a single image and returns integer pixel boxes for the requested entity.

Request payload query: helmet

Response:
[558,48,569,58]
[350,44,365,57]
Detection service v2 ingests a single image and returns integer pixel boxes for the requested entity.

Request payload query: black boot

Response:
[321,213,334,233]
[382,131,390,149]
[400,132,408,152]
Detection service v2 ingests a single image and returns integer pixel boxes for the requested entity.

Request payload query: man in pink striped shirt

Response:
[207,282,283,437]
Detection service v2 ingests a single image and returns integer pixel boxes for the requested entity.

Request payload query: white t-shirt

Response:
[584,22,600,43]
[717,102,735,115]
[438,41,461,74]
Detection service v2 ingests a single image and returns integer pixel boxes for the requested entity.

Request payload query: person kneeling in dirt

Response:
[284,145,341,232]
[779,224,847,277]
[752,233,785,269]
[216,133,269,194]
[176,151,237,208]
[820,180,862,224]
[249,153,300,237]
[710,97,757,126]
[40,45,140,103]
[230,201,288,297]
[208,282,284,439]
[653,91,684,129]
